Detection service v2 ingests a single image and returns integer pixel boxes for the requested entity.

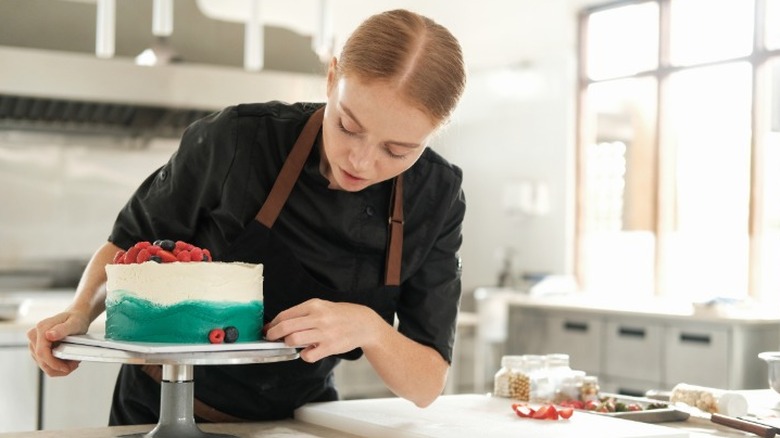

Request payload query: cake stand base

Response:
[53,336,299,438]
[121,364,235,438]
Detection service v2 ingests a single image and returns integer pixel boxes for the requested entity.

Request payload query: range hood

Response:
[0,46,325,139]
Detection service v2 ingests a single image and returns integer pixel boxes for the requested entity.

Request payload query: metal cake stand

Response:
[53,338,299,438]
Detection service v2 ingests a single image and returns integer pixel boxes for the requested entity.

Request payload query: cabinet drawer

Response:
[506,308,547,355]
[545,314,603,374]
[603,320,663,381]
[664,325,729,388]
[600,375,663,398]
[0,348,39,433]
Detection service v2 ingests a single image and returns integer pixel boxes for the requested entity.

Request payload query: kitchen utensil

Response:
[711,413,777,437]
[759,352,780,395]
[590,393,690,423]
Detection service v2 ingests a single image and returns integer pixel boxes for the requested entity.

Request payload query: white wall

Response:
[434,0,582,293]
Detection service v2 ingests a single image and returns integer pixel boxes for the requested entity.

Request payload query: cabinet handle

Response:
[617,388,646,398]
[618,327,646,338]
[563,321,588,332]
[679,333,711,345]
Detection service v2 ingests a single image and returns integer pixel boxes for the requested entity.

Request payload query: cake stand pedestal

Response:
[53,339,299,438]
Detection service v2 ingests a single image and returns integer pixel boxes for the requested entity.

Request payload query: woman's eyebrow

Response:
[340,104,365,131]
[340,103,423,149]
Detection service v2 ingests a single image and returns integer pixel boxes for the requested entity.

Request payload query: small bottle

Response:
[670,383,748,416]
[580,375,600,402]
[557,370,586,403]
[494,355,523,398]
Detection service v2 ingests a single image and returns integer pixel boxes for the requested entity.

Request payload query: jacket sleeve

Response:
[108,107,237,250]
[396,166,466,364]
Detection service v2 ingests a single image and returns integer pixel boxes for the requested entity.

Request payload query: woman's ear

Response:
[326,57,338,96]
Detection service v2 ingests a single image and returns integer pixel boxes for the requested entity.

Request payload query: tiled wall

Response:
[0,131,177,269]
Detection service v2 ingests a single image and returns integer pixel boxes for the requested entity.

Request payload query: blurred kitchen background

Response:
[2,0,780,433]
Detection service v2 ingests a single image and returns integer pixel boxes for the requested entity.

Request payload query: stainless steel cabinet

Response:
[0,346,39,433]
[508,309,603,375]
[42,362,120,430]
[507,302,780,393]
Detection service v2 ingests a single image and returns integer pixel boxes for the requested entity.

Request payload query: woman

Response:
[28,9,467,423]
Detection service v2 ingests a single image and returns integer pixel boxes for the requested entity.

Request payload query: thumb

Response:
[44,327,64,342]
[44,321,72,342]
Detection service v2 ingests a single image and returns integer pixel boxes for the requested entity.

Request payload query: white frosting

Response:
[105,262,263,305]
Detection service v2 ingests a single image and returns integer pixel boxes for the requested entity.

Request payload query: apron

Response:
[109,106,405,424]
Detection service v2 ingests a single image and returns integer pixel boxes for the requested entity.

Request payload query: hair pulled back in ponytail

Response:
[336,9,466,126]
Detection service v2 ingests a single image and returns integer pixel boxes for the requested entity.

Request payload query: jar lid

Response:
[501,355,524,368]
[717,392,748,417]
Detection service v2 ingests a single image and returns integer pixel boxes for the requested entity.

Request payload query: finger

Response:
[298,344,330,363]
[266,298,324,328]
[265,313,320,341]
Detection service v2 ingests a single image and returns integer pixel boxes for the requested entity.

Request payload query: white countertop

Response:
[491,290,780,324]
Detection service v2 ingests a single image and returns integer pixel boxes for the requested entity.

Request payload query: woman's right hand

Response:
[28,241,117,377]
[27,310,91,377]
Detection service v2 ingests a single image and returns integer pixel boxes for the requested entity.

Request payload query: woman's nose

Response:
[348,142,376,171]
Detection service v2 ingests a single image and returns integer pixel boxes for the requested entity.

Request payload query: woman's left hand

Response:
[263,298,382,362]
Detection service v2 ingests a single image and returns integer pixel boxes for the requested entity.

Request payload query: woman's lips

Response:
[341,168,366,182]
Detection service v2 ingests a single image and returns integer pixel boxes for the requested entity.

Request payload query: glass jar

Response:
[670,383,748,416]
[556,370,586,403]
[580,375,600,402]
[525,354,553,403]
[493,355,523,398]
[545,353,573,402]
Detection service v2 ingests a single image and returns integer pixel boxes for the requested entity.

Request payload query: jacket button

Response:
[364,206,375,217]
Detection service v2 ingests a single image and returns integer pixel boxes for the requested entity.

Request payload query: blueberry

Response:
[150,255,162,263]
[159,239,175,251]
[224,326,239,343]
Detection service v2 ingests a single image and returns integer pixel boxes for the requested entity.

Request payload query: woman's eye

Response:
[338,120,357,136]
[384,146,407,160]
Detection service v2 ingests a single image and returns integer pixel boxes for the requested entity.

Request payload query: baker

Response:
[27,8,467,423]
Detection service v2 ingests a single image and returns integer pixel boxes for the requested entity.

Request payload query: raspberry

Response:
[134,241,151,249]
[136,248,152,263]
[157,250,177,263]
[208,328,225,344]
[147,245,161,255]
[189,247,203,262]
[112,250,126,264]
[176,250,192,262]
[203,249,212,261]
[224,326,239,343]
[125,246,141,265]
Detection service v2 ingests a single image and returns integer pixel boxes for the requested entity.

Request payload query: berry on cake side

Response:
[104,240,264,344]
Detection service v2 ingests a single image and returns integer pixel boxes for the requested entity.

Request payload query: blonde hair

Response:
[336,9,466,126]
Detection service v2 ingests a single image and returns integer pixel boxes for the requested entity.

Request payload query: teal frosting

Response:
[105,292,264,344]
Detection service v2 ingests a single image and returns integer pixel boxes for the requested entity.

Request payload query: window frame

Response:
[575,0,780,298]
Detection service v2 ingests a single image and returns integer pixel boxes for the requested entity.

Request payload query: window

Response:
[577,0,780,303]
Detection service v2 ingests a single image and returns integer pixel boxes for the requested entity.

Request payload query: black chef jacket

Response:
[108,100,465,366]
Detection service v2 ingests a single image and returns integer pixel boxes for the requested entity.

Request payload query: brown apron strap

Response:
[385,174,403,286]
[140,365,247,423]
[256,106,325,228]
[253,105,403,287]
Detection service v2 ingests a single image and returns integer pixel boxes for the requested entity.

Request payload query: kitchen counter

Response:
[497,290,780,324]
[0,420,361,437]
[3,392,780,437]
